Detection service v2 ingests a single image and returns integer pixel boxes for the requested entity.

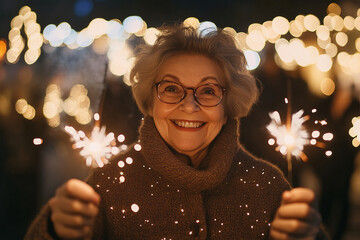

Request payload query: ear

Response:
[147,105,153,117]
[223,115,228,125]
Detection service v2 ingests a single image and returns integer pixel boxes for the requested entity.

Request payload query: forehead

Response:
[157,54,224,85]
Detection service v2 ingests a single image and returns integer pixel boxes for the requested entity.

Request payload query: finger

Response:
[271,218,319,236]
[51,208,94,228]
[269,228,297,240]
[57,179,100,205]
[53,222,91,240]
[282,188,315,205]
[277,203,321,221]
[50,196,99,217]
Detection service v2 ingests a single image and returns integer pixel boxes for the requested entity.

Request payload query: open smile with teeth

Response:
[172,120,206,128]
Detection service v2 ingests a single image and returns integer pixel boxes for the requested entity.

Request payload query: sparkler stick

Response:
[64,61,126,168]
[286,80,293,186]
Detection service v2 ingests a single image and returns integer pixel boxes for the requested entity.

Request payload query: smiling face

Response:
[151,54,228,164]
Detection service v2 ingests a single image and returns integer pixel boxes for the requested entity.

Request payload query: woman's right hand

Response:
[49,178,100,239]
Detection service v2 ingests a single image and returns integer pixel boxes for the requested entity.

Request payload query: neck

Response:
[187,147,209,168]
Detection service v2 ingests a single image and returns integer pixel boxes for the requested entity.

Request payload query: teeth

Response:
[174,120,204,128]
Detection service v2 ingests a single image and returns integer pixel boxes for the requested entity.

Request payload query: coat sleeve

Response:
[24,204,59,240]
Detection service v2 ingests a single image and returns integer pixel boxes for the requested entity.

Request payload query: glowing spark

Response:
[267,110,309,159]
[131,203,140,213]
[33,138,43,145]
[267,109,334,161]
[65,125,122,168]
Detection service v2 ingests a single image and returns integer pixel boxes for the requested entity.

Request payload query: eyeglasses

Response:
[154,80,226,107]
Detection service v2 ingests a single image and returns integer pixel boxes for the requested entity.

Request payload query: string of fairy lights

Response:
[1,3,360,147]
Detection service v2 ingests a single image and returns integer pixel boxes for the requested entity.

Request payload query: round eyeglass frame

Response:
[153,80,226,107]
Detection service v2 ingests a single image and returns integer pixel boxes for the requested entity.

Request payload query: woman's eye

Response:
[164,85,180,93]
[200,87,216,95]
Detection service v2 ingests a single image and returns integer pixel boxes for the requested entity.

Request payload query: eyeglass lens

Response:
[156,81,223,107]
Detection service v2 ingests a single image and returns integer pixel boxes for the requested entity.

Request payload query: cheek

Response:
[152,98,177,124]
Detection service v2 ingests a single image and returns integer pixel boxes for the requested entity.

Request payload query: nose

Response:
[179,90,200,113]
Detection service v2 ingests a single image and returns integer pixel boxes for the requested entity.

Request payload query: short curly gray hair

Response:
[130,24,259,119]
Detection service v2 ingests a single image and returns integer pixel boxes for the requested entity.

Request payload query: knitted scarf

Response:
[139,116,239,192]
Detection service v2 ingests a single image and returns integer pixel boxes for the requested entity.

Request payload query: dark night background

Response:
[1,0,360,239]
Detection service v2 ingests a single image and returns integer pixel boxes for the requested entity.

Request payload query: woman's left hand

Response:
[269,187,322,240]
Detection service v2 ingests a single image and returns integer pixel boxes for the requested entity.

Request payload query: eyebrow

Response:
[161,74,220,84]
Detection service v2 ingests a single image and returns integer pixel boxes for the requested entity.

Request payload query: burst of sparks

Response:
[65,125,122,168]
[267,110,309,160]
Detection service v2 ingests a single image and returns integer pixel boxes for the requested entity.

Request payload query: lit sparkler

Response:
[267,109,309,159]
[64,113,125,168]
[267,106,334,185]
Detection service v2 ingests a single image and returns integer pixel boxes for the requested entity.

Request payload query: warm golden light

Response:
[183,17,200,29]
[23,105,36,120]
[304,14,320,32]
[320,77,335,96]
[0,40,6,61]
[289,20,303,38]
[316,25,330,41]
[75,109,92,125]
[316,54,332,72]
[354,17,360,31]
[47,115,60,128]
[15,98,28,114]
[325,43,338,57]
[323,15,333,31]
[24,48,41,64]
[88,18,108,39]
[248,23,262,33]
[295,15,306,32]
[272,16,289,35]
[349,116,360,147]
[344,16,355,30]
[223,27,237,36]
[307,46,320,65]
[262,21,280,43]
[19,6,31,16]
[331,15,344,31]
[275,38,293,63]
[349,53,360,74]
[23,11,37,26]
[92,36,109,55]
[327,3,341,15]
[335,32,348,47]
[235,32,248,50]
[337,51,350,67]
[25,22,41,36]
[143,27,159,45]
[246,30,265,52]
[356,38,360,52]
[11,15,23,29]
[43,101,59,119]
[134,21,147,37]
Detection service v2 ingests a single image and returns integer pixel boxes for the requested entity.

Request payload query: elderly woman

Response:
[25,25,326,239]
